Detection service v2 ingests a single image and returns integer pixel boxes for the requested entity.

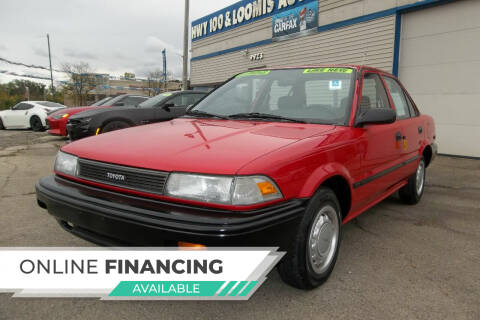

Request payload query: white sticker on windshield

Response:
[329,80,342,90]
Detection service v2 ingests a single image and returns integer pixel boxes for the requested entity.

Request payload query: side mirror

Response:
[114,102,125,106]
[356,108,396,127]
[162,103,175,111]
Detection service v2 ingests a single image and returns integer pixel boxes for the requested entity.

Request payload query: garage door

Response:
[399,0,480,157]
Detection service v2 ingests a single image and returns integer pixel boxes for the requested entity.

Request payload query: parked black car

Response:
[67,91,207,141]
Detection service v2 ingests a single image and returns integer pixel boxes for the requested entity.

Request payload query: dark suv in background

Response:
[47,94,148,136]
[67,91,206,140]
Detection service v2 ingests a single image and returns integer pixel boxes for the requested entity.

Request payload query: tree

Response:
[147,68,163,95]
[0,80,47,110]
[62,62,96,106]
[147,68,176,95]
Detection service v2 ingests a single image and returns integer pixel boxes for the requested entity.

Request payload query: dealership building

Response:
[190,0,479,158]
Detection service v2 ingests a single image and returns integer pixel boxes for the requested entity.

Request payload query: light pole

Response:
[182,0,189,90]
[47,34,54,92]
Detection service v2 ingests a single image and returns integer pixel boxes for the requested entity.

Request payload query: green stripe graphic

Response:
[239,281,258,296]
[218,281,237,296]
[229,281,248,296]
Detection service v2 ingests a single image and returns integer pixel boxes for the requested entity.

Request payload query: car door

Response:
[0,104,18,127]
[382,75,422,178]
[9,103,31,127]
[353,72,404,209]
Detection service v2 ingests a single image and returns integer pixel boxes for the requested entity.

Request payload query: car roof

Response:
[116,94,148,98]
[18,101,47,106]
[167,90,206,95]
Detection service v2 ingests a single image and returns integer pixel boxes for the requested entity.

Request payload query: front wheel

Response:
[399,157,426,205]
[101,121,130,133]
[30,116,44,132]
[0,118,4,130]
[277,187,342,290]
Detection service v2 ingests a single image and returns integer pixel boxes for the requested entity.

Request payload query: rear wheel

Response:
[277,187,342,290]
[30,116,44,132]
[102,121,130,133]
[0,118,4,129]
[399,157,425,205]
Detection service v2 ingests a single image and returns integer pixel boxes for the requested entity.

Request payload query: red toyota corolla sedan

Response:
[47,94,148,136]
[36,66,437,289]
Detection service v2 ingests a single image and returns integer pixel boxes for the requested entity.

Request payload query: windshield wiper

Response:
[185,110,230,120]
[227,112,306,123]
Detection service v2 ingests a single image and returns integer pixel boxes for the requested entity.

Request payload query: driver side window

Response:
[166,95,185,107]
[359,73,391,114]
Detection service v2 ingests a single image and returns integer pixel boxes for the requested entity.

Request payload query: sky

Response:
[0,0,239,86]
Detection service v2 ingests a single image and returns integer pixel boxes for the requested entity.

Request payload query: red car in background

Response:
[47,94,148,136]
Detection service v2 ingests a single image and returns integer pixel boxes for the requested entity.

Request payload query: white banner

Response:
[0,248,283,300]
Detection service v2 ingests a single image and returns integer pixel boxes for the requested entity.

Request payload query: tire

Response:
[399,157,426,205]
[0,118,4,130]
[102,121,130,133]
[277,187,342,290]
[30,116,44,132]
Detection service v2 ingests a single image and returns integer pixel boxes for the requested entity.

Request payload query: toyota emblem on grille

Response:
[106,172,126,181]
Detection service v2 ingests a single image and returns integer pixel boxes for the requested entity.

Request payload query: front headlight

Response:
[53,113,70,120]
[165,173,282,206]
[54,151,78,176]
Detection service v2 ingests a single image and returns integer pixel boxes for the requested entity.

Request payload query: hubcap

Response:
[416,160,425,195]
[308,205,339,275]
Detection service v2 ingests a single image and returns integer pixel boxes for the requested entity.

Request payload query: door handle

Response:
[418,126,423,134]
[395,132,402,141]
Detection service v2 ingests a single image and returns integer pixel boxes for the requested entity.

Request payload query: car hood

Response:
[49,106,108,118]
[70,106,134,119]
[62,118,336,175]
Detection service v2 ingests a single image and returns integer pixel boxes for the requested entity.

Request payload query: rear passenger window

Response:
[16,103,33,110]
[406,95,418,117]
[383,76,410,120]
[359,73,390,114]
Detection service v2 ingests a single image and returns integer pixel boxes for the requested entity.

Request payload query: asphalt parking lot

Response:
[0,130,479,320]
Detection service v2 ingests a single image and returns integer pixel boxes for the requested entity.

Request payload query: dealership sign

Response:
[192,0,318,41]
[272,0,318,40]
[0,248,283,300]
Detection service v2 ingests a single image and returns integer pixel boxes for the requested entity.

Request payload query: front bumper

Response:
[66,122,92,141]
[36,175,307,248]
[47,118,68,136]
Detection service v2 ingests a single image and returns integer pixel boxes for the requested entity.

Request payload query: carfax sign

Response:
[191,0,318,41]
[272,0,318,40]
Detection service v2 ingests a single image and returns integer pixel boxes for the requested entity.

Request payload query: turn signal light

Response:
[178,242,206,250]
[257,181,278,195]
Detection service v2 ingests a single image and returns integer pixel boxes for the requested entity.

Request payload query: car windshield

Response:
[37,101,65,109]
[190,68,356,125]
[138,92,177,108]
[92,97,113,106]
[102,95,127,106]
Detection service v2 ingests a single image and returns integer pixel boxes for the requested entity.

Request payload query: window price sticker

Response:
[329,80,342,90]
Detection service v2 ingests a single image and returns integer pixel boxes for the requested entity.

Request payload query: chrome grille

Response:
[78,159,168,195]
